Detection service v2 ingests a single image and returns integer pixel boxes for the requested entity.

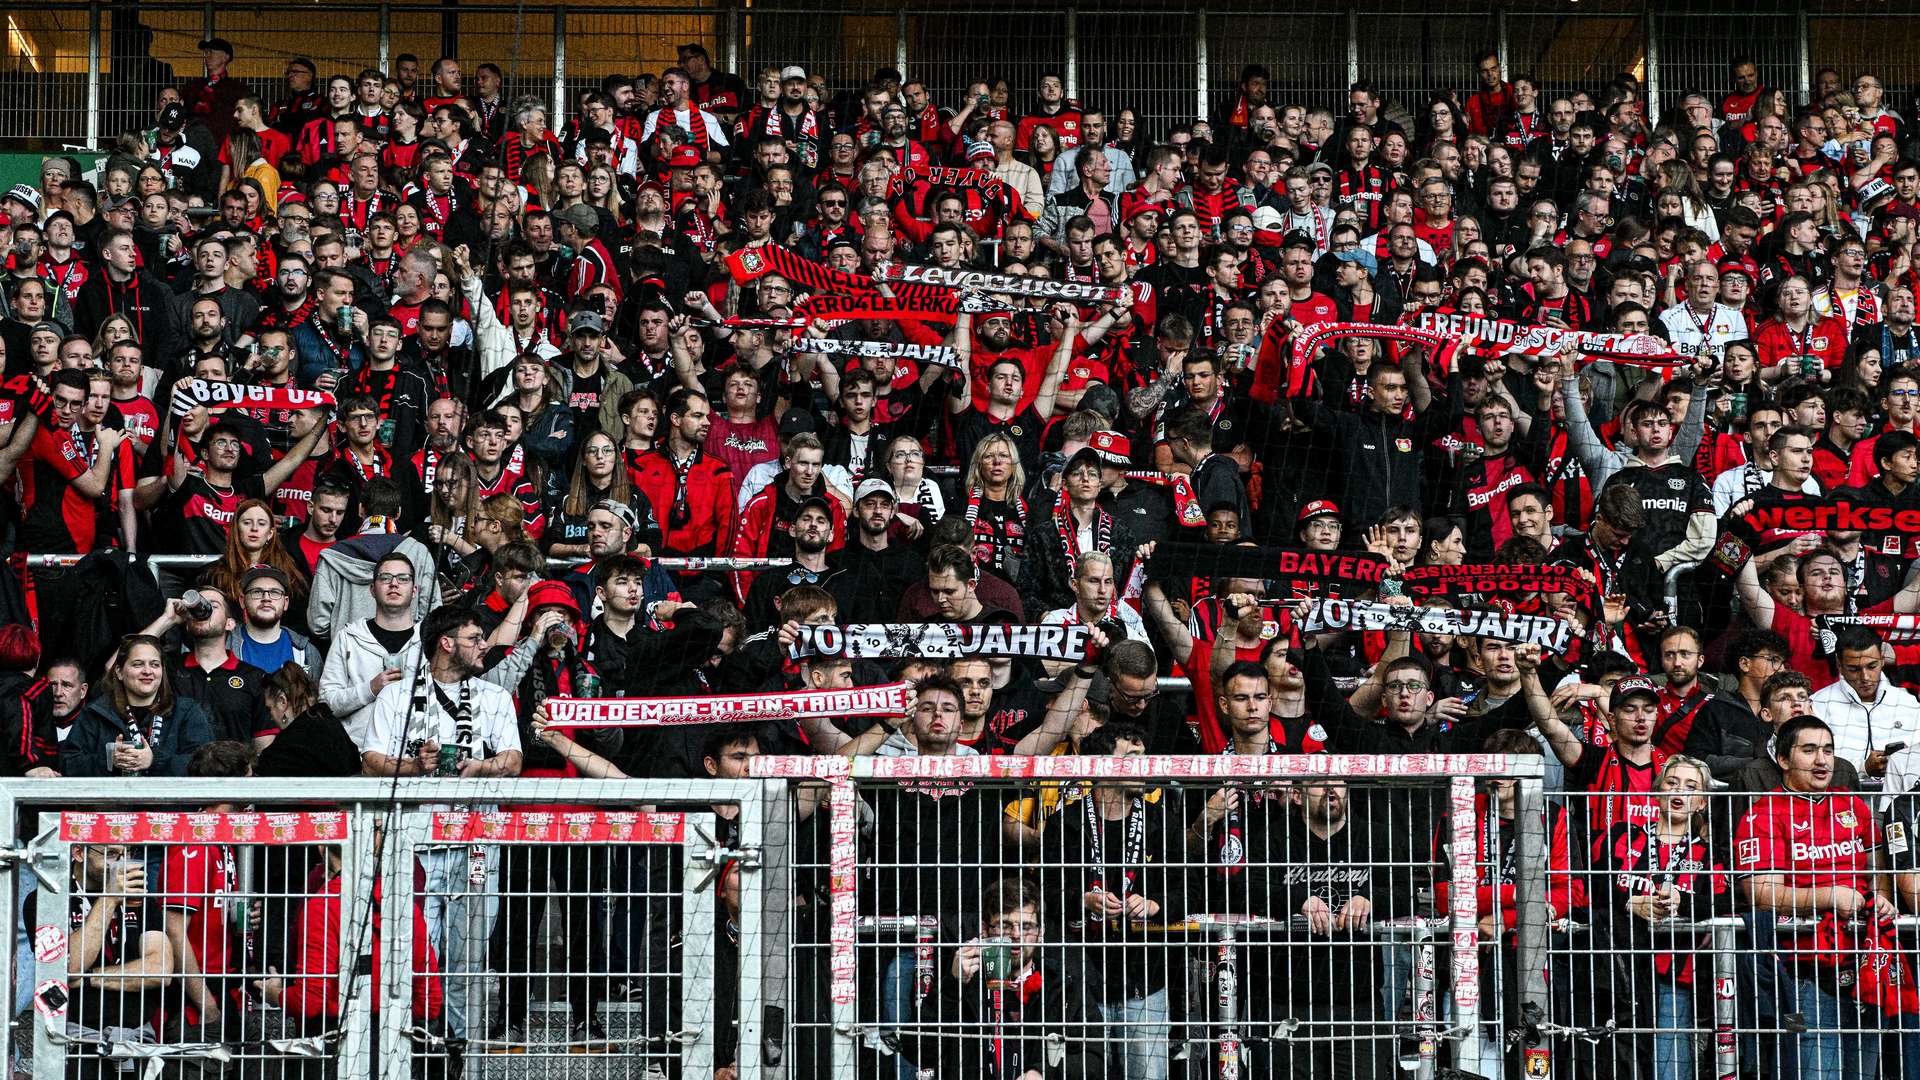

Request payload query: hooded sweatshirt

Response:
[307,529,439,640]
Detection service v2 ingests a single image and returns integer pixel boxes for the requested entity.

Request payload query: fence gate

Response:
[3,777,777,1080]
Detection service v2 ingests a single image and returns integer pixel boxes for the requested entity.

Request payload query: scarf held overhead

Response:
[1150,542,1390,593]
[1415,310,1686,363]
[799,337,960,365]
[542,682,914,727]
[1303,597,1575,652]
[1401,562,1598,606]
[789,623,1092,662]
[170,378,336,416]
[876,263,1128,305]
[1709,496,1920,574]
[723,243,877,296]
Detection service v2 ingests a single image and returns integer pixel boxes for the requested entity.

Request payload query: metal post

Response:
[202,1,214,42]
[1644,9,1660,127]
[1514,778,1553,1078]
[378,3,391,74]
[30,813,65,1080]
[552,9,567,128]
[740,782,793,1080]
[679,813,720,1078]
[1795,6,1811,105]
[1195,9,1208,125]
[85,1,101,147]
[378,817,416,1080]
[725,1,740,81]
[1709,919,1742,1078]
[338,806,377,1080]
[1064,7,1078,101]
[1496,8,1509,81]
[0,792,15,1075]
[1346,10,1360,89]
[895,6,908,80]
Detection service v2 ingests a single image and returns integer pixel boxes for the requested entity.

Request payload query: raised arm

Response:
[258,419,325,496]
[1030,318,1076,419]
[945,309,975,415]
[1143,581,1194,665]
[1734,551,1777,628]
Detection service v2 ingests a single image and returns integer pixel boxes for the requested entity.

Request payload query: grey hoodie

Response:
[307,530,440,640]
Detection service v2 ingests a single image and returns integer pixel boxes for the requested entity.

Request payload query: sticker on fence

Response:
[32,926,64,964]
[60,810,347,844]
[431,810,688,844]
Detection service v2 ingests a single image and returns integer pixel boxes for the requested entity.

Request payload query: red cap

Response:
[1296,499,1341,525]
[525,579,580,616]
[1120,190,1169,223]
[1089,429,1131,465]
[667,146,701,169]
[1714,259,1753,281]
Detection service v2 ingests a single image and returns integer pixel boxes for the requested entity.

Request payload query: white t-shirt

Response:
[362,674,522,767]
[1658,302,1747,361]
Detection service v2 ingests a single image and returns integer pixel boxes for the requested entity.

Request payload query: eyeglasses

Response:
[1385,680,1431,694]
[375,573,414,584]
[1891,389,1920,398]
[1109,685,1159,704]
[245,588,288,600]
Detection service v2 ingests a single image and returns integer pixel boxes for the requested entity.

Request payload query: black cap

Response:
[1609,674,1661,712]
[778,407,817,438]
[198,37,235,57]
[158,101,186,129]
[796,495,834,520]
[239,564,290,592]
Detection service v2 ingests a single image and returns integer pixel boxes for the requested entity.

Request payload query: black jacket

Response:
[902,953,1106,1080]
[1290,394,1455,526]
[0,671,57,775]
[62,696,215,778]
[1019,501,1142,615]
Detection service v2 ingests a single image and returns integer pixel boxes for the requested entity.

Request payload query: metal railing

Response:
[15,766,1920,1078]
[1,776,784,1080]
[7,1,1916,149]
[751,751,1548,1079]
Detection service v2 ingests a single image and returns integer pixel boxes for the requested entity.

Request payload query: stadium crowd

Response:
[14,31,1920,1080]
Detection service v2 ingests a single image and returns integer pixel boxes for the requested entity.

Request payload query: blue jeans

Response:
[418,845,501,1039]
[1793,975,1880,1080]
[1652,981,1694,1080]
[881,949,924,1080]
[1094,988,1171,1080]
[1740,910,1781,1072]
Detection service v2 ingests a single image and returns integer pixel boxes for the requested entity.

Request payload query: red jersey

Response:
[1290,292,1341,327]
[1736,789,1880,964]
[162,842,239,1023]
[1753,316,1849,374]
[112,394,160,453]
[19,425,98,554]
[566,237,621,303]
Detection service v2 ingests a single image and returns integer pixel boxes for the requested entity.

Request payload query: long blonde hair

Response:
[964,431,1027,499]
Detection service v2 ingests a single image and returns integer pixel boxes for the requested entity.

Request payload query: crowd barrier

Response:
[11,765,1920,1079]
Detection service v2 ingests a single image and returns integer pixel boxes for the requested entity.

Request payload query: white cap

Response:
[780,65,807,83]
[853,477,897,504]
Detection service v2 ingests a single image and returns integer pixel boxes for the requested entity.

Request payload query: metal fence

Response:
[11,1,1920,149]
[15,761,1920,1078]
[3,777,779,1080]
[751,752,1544,1080]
